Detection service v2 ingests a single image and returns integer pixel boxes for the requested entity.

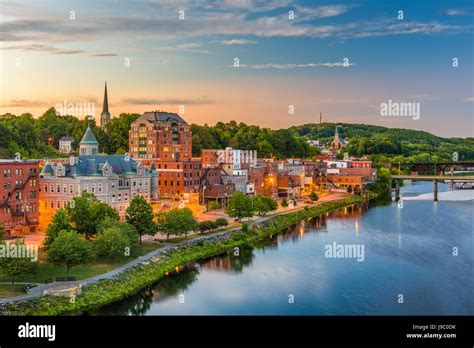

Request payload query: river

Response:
[92,181,473,315]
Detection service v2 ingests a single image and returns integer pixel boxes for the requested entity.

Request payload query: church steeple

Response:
[100,81,111,128]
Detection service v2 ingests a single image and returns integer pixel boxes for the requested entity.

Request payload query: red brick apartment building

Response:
[129,111,192,164]
[0,160,39,236]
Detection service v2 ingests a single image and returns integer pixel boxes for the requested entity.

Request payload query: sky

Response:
[0,0,473,137]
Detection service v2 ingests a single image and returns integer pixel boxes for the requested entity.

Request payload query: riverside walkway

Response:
[0,193,348,305]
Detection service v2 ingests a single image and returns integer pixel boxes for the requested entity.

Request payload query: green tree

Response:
[281,198,288,209]
[98,217,139,251]
[126,196,157,244]
[0,240,37,284]
[215,218,229,227]
[47,230,95,278]
[309,191,319,201]
[68,192,119,239]
[0,225,5,241]
[95,227,129,264]
[106,113,141,153]
[225,191,254,221]
[208,201,221,211]
[44,208,72,249]
[253,195,276,215]
[261,196,278,210]
[157,207,198,240]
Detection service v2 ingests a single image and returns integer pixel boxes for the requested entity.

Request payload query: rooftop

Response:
[134,111,187,125]
[80,126,98,145]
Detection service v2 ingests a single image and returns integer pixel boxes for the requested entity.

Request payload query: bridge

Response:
[391,174,474,202]
[391,175,474,181]
[386,161,474,174]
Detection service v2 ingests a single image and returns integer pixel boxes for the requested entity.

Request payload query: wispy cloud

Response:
[1,43,84,55]
[292,5,352,20]
[443,9,468,16]
[216,39,258,45]
[2,99,52,108]
[122,97,213,105]
[1,2,467,47]
[90,53,118,57]
[464,96,474,103]
[157,42,209,53]
[233,61,356,69]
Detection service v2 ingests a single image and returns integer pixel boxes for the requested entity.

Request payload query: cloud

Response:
[122,97,213,105]
[216,39,258,45]
[2,99,52,108]
[233,61,356,69]
[52,49,84,55]
[463,96,474,103]
[1,43,84,55]
[0,2,470,49]
[443,9,468,16]
[90,53,118,57]
[157,42,209,53]
[292,5,351,20]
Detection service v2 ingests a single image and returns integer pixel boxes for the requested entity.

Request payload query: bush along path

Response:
[0,196,361,316]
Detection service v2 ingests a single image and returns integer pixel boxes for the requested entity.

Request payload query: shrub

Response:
[199,221,218,233]
[215,218,229,227]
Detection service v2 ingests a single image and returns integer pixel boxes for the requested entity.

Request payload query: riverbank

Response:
[0,196,362,316]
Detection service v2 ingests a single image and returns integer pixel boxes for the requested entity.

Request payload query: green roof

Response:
[80,125,98,145]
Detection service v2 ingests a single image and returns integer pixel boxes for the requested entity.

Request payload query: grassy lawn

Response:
[0,241,162,284]
[0,284,27,299]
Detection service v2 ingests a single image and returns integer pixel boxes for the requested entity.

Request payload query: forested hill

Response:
[1,108,472,162]
[291,123,474,162]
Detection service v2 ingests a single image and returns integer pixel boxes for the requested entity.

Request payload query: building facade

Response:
[59,136,74,153]
[39,127,156,227]
[129,111,192,163]
[0,159,39,235]
[39,154,154,222]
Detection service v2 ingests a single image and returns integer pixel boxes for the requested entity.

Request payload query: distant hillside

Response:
[1,108,472,162]
[291,123,474,162]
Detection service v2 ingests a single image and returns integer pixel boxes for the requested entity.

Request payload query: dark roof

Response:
[42,155,142,177]
[80,126,98,145]
[60,136,74,142]
[135,111,187,124]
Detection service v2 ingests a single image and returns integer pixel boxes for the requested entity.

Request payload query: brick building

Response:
[0,159,39,236]
[129,111,192,164]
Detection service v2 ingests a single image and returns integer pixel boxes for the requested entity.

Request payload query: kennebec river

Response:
[93,181,473,316]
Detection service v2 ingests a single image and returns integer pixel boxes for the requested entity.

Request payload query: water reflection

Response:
[96,182,472,315]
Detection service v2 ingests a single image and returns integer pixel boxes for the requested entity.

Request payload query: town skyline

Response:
[1,0,473,137]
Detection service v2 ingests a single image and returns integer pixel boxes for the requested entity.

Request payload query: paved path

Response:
[0,193,348,305]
